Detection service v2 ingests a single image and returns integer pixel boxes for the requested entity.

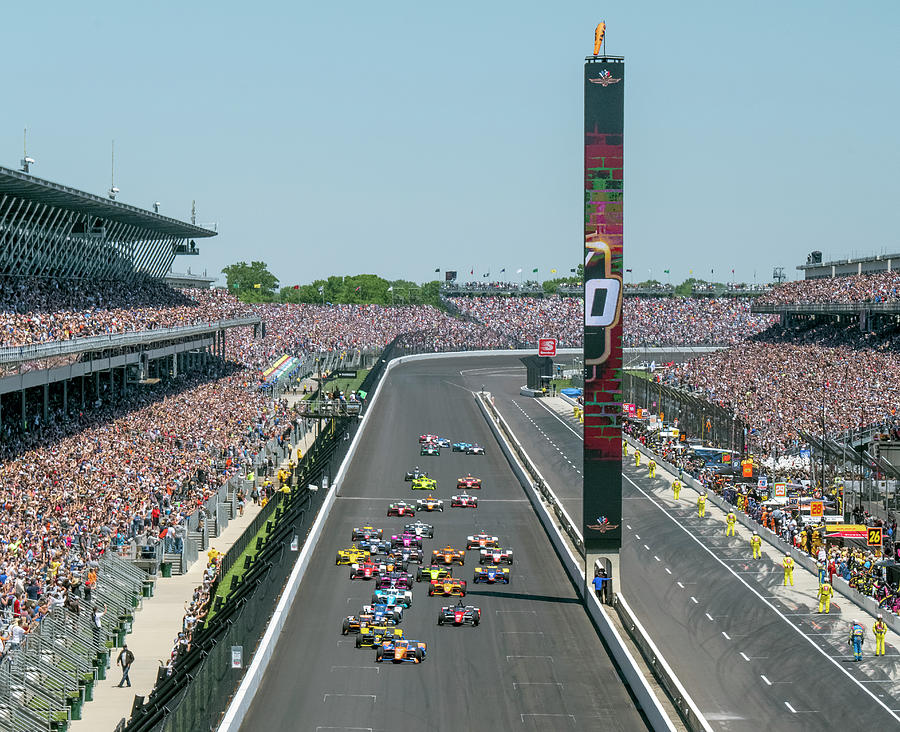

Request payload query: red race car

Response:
[387,502,416,518]
[349,561,382,580]
[451,493,478,508]
[456,474,482,489]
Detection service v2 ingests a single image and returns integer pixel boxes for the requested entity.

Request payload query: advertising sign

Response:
[231,646,243,669]
[583,55,625,551]
[773,482,786,498]
[868,527,883,547]
[809,501,824,518]
[538,338,557,357]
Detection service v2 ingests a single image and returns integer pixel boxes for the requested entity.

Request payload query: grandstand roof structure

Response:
[0,164,216,280]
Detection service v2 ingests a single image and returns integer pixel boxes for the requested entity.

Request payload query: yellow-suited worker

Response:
[750,531,762,559]
[782,555,794,586]
[818,581,833,613]
[623,441,628,457]
[672,479,681,501]
[635,451,641,467]
[725,511,737,536]
[697,491,707,518]
[874,614,887,656]
[648,459,656,479]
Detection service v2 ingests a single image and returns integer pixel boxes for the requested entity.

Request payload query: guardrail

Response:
[751,301,900,315]
[0,316,261,365]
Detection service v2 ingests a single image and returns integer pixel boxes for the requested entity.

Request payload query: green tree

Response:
[223,261,279,302]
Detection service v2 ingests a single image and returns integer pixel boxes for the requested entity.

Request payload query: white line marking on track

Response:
[330,666,380,673]
[500,631,545,635]
[624,472,900,725]
[520,714,576,725]
[677,582,685,589]
[533,398,584,439]
[495,610,537,614]
[665,567,672,574]
[634,533,641,540]
[722,632,731,640]
[705,612,714,621]
[785,702,797,713]
[513,682,564,689]
[740,652,750,662]
[644,544,650,551]
[690,596,699,604]
[626,524,632,530]
[761,675,772,686]
[323,694,376,703]
[507,655,554,662]
[654,555,661,561]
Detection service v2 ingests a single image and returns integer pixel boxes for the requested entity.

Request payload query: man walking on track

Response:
[697,491,706,518]
[725,511,736,536]
[672,478,681,500]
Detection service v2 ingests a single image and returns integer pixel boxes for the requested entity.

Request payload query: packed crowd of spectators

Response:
[656,322,900,454]
[0,277,251,347]
[758,271,900,305]
[442,280,543,293]
[447,296,582,347]
[0,364,293,654]
[449,295,777,347]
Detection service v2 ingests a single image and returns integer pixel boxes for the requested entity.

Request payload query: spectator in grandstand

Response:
[759,271,900,305]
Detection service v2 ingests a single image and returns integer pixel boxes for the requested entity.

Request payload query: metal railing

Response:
[751,301,900,315]
[0,316,261,365]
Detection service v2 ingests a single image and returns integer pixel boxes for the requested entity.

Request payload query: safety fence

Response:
[121,337,401,732]
[623,371,748,452]
[0,552,146,732]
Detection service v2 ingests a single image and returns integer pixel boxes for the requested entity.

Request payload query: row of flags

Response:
[435,268,577,276]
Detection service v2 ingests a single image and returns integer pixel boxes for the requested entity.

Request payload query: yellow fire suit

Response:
[874,620,887,656]
[672,480,681,500]
[725,512,736,536]
[648,460,656,479]
[697,494,706,518]
[818,582,833,613]
[782,556,794,586]
[750,534,762,559]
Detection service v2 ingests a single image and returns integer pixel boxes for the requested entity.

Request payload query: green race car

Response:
[416,564,453,583]
[411,476,437,491]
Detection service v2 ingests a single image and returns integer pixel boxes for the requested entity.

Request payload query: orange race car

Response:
[428,577,467,597]
[431,546,465,566]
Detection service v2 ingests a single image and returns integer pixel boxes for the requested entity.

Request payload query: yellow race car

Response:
[355,624,404,648]
[411,476,437,491]
[336,545,371,566]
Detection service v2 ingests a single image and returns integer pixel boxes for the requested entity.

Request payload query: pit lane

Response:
[475,356,900,731]
[237,355,648,732]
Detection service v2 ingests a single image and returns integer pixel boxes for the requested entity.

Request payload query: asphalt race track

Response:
[238,355,648,732]
[476,355,900,731]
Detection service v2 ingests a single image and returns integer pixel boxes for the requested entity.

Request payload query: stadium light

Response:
[108,186,119,200]
[20,157,35,173]
[153,201,161,213]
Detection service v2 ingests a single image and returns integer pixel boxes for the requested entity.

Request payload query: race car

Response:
[387,501,416,518]
[416,496,444,512]
[389,546,424,566]
[418,434,439,444]
[450,493,478,508]
[372,587,413,608]
[390,532,423,550]
[335,545,371,566]
[351,526,383,541]
[376,573,412,591]
[357,538,392,556]
[411,476,437,491]
[420,444,440,457]
[349,561,382,580]
[356,624,403,648]
[434,437,451,448]
[451,441,472,452]
[361,603,403,625]
[416,564,453,583]
[437,601,481,627]
[375,638,427,664]
[403,521,434,539]
[428,577,467,597]
[479,547,514,565]
[465,444,485,455]
[341,612,375,634]
[404,467,429,482]
[457,474,482,489]
[377,557,408,574]
[466,532,500,550]
[474,565,510,584]
[431,546,465,566]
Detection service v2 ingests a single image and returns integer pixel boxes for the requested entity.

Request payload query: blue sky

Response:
[2,1,898,286]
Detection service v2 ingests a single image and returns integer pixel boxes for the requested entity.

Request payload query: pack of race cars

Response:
[334,432,510,664]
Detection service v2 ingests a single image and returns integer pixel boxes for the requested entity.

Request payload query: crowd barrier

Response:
[624,435,900,636]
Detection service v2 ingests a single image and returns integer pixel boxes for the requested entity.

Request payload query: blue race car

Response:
[358,538,392,556]
[473,565,511,584]
[452,442,472,452]
[361,603,402,625]
[434,437,451,448]
[372,588,413,608]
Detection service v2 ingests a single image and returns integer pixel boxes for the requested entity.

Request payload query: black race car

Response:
[404,467,429,482]
[437,601,481,627]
